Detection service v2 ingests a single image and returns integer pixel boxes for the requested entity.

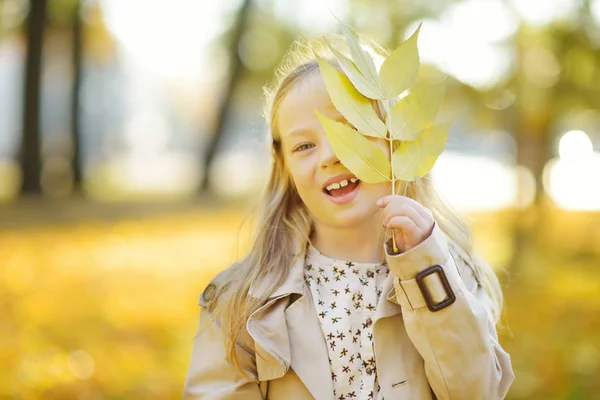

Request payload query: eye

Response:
[293,143,315,152]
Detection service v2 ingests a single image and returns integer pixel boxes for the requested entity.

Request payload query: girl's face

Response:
[277,71,391,229]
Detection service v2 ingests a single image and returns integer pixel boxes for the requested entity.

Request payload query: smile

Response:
[323,179,361,205]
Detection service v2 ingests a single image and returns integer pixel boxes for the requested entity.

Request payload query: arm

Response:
[386,223,514,400]
[183,292,263,399]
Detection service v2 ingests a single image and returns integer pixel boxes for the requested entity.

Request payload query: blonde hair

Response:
[221,34,504,376]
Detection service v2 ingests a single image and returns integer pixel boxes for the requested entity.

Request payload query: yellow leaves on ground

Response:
[0,209,252,399]
[1,205,599,399]
[316,110,390,183]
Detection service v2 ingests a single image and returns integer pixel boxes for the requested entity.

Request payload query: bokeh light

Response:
[433,152,535,212]
[405,4,516,90]
[544,130,600,211]
[510,0,583,26]
[592,0,600,26]
[68,350,96,380]
[267,0,349,33]
[100,0,229,78]
[558,130,594,160]
[208,149,269,199]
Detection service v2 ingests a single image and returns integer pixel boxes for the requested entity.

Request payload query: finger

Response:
[382,199,432,231]
[382,202,429,232]
[376,195,398,208]
[378,195,434,224]
[385,216,419,237]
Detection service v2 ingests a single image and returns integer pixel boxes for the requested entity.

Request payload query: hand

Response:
[376,195,435,253]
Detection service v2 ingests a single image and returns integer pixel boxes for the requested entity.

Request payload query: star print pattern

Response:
[304,242,389,400]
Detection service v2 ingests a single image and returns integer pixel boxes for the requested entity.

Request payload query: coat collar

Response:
[245,237,403,399]
[247,238,306,301]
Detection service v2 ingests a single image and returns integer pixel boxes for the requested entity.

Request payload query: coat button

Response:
[203,283,216,303]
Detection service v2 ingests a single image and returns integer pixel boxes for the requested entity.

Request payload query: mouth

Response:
[322,179,361,205]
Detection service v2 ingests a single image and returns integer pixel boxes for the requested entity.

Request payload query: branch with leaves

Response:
[315,24,450,253]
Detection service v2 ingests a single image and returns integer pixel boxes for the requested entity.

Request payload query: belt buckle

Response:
[415,265,456,312]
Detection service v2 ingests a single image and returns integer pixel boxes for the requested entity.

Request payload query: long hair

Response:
[220,34,504,376]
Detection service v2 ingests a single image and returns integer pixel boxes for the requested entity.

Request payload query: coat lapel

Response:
[246,293,292,381]
[285,286,335,400]
[246,241,333,399]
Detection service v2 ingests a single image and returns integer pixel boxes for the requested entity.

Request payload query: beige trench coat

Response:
[183,223,514,399]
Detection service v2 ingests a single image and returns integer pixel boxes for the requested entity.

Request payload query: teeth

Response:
[325,178,359,192]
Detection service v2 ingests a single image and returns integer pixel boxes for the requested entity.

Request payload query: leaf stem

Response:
[384,99,399,254]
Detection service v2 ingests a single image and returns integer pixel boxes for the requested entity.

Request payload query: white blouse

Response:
[304,242,390,400]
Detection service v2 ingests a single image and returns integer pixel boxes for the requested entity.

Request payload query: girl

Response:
[184,34,514,400]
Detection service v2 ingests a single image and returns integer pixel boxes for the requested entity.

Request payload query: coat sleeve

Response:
[386,222,515,400]
[183,286,264,399]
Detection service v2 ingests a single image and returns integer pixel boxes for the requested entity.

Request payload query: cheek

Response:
[378,182,392,195]
[363,181,392,199]
[286,159,314,193]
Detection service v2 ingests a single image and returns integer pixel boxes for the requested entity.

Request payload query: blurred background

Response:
[1,0,599,398]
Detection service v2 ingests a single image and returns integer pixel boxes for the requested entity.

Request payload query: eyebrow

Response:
[285,128,312,138]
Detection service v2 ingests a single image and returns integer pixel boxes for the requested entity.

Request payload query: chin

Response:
[322,206,375,228]
[303,191,378,227]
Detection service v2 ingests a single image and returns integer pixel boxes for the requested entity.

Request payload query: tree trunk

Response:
[200,0,253,192]
[508,35,554,272]
[71,0,83,191]
[20,0,47,195]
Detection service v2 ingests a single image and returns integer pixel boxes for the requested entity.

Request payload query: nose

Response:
[319,138,341,169]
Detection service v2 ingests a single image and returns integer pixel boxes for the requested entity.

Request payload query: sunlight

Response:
[432,152,534,212]
[208,149,269,199]
[100,0,228,78]
[592,0,600,26]
[405,2,516,90]
[509,0,583,26]
[268,0,349,33]
[559,130,594,160]
[446,0,518,43]
[83,110,201,200]
[544,130,600,211]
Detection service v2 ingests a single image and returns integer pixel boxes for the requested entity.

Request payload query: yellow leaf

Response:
[316,111,390,183]
[379,23,421,98]
[341,25,384,99]
[326,42,383,100]
[316,56,387,139]
[387,82,446,140]
[391,122,449,181]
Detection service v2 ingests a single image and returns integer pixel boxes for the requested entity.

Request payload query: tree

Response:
[20,0,47,195]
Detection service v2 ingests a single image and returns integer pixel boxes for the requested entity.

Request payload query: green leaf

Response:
[316,56,387,139]
[341,25,384,99]
[379,23,421,98]
[391,122,450,181]
[325,42,383,100]
[316,111,390,183]
[387,81,446,140]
